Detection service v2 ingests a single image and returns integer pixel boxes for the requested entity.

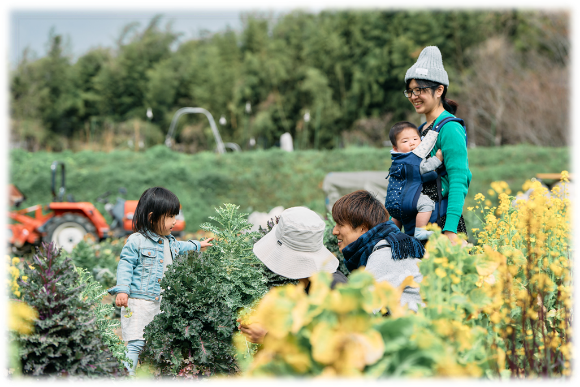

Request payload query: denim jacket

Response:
[107,231,201,301]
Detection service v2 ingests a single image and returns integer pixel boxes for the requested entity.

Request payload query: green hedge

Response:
[9,145,570,235]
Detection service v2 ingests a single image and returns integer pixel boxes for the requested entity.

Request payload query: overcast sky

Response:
[1,0,323,64]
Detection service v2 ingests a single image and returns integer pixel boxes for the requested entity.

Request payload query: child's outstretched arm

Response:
[176,238,215,254]
[199,238,214,248]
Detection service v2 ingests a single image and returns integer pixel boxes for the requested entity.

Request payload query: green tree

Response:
[93,15,181,122]
[39,31,81,139]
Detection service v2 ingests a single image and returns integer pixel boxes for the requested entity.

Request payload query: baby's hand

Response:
[200,238,214,249]
[116,293,129,308]
[436,149,443,162]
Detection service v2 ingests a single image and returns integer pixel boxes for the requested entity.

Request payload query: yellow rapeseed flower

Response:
[9,300,38,335]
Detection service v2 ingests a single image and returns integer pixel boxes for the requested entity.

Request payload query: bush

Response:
[75,266,131,369]
[14,242,124,378]
[70,238,124,288]
[140,204,269,376]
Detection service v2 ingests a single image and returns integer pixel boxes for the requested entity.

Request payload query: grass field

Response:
[9,144,570,240]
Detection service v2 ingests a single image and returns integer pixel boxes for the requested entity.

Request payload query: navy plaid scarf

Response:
[342,221,424,272]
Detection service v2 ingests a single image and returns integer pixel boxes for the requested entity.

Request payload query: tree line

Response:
[9,9,569,152]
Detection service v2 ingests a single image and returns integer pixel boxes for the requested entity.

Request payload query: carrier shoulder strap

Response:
[433,117,467,146]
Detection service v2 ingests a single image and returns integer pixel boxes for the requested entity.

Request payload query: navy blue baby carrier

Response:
[385,117,466,237]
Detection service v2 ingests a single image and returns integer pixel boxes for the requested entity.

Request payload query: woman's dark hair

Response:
[389,121,419,147]
[406,78,458,115]
[332,190,388,231]
[132,187,181,234]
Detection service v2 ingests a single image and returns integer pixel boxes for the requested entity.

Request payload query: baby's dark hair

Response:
[132,187,180,234]
[389,121,420,147]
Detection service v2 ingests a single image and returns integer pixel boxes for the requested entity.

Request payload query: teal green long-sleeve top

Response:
[427,110,472,233]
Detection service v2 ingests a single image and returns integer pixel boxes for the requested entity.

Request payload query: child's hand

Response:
[200,238,214,249]
[116,293,129,308]
[436,149,443,162]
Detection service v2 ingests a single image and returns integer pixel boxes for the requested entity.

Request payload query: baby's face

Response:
[394,128,421,153]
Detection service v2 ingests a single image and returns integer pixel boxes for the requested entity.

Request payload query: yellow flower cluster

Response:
[244,270,407,377]
[8,300,38,335]
[243,265,489,378]
[7,255,24,298]
[467,174,572,377]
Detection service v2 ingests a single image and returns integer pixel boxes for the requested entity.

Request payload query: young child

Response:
[385,122,443,240]
[107,187,213,376]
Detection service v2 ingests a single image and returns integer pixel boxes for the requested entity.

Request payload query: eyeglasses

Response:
[403,87,433,98]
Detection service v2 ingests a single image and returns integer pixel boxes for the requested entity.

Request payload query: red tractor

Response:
[7,161,185,253]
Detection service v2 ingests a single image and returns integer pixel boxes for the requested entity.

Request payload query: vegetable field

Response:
[6,147,572,380]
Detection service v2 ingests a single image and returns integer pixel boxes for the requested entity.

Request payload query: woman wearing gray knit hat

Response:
[403,46,472,244]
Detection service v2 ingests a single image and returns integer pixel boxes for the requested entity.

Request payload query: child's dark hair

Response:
[389,121,419,147]
[405,79,458,115]
[132,187,180,234]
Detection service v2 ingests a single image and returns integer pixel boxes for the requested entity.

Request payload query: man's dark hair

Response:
[389,121,419,147]
[332,190,388,231]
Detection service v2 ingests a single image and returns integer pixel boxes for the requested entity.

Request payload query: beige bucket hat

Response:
[253,206,339,279]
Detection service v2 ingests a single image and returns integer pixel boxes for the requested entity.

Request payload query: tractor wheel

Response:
[45,214,98,253]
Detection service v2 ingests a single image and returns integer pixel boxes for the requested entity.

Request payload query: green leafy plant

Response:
[75,266,131,370]
[417,231,498,377]
[70,238,124,288]
[140,204,269,376]
[15,242,124,378]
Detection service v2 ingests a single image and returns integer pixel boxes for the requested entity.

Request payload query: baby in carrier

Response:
[385,121,443,240]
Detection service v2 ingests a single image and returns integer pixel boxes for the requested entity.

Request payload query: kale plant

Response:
[75,267,131,370]
[141,204,269,376]
[15,242,123,378]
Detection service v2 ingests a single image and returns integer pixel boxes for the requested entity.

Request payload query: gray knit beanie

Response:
[404,46,449,86]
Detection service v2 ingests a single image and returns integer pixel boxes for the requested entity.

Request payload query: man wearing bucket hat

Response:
[404,46,471,244]
[239,206,347,343]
